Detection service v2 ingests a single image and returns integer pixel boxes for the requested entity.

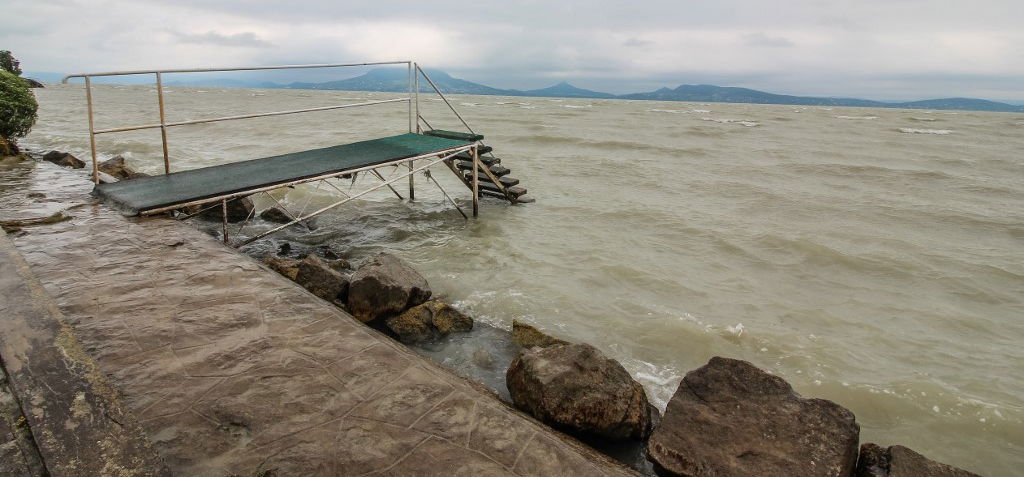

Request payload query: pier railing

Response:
[61,60,484,184]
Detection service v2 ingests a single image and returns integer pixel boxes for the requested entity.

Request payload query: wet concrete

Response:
[0,161,637,476]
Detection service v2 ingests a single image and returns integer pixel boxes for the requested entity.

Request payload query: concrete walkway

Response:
[0,162,635,476]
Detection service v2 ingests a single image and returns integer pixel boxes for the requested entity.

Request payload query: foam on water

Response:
[835,115,880,120]
[899,128,955,134]
[701,117,759,127]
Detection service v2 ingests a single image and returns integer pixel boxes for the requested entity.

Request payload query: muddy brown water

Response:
[17,84,1024,475]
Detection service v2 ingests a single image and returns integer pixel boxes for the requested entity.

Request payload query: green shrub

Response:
[0,70,38,141]
[0,51,22,76]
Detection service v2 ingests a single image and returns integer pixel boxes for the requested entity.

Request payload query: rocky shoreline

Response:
[18,149,986,476]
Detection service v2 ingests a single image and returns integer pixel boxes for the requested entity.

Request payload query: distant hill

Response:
[46,67,1024,113]
[522,81,616,99]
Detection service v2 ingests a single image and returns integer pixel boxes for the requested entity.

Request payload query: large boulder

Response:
[346,253,431,322]
[262,257,301,280]
[97,155,143,179]
[294,255,349,304]
[23,78,44,88]
[506,343,654,440]
[260,206,292,224]
[42,150,85,169]
[647,357,860,477]
[198,196,255,223]
[856,443,980,477]
[384,300,472,342]
[512,319,569,349]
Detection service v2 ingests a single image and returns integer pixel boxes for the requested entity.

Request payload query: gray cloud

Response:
[5,0,1024,100]
[169,31,273,48]
[742,32,794,48]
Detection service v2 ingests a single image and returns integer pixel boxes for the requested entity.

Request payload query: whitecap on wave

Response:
[646,109,687,114]
[701,117,759,127]
[835,115,879,120]
[899,128,954,135]
[691,109,710,113]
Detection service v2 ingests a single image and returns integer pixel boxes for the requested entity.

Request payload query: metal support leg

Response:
[424,170,467,219]
[472,146,479,217]
[371,169,404,199]
[221,199,229,243]
[408,160,415,200]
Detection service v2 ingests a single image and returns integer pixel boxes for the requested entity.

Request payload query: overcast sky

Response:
[4,0,1023,101]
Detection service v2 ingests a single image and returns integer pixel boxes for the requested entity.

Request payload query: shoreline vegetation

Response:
[9,146,987,476]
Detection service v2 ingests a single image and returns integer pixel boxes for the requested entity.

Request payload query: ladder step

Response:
[478,183,527,197]
[456,161,510,177]
[464,173,519,187]
[454,152,499,165]
[424,129,484,142]
[514,196,535,204]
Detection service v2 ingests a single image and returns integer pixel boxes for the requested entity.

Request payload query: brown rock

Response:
[506,343,653,440]
[42,150,85,169]
[294,255,349,304]
[260,206,292,224]
[22,78,44,88]
[512,319,569,349]
[262,257,300,280]
[384,300,472,342]
[647,356,860,477]
[347,253,431,322]
[198,196,255,223]
[0,137,14,156]
[97,155,139,179]
[856,443,981,477]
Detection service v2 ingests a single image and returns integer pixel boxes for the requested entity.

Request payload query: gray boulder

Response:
[512,319,569,349]
[347,253,431,323]
[384,300,472,342]
[647,356,860,477]
[856,443,981,477]
[262,257,300,280]
[506,343,654,440]
[42,151,85,169]
[294,255,349,304]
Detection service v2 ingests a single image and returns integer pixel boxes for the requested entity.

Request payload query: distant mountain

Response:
[620,84,883,107]
[45,67,1024,113]
[621,84,1024,112]
[282,68,513,96]
[522,81,616,99]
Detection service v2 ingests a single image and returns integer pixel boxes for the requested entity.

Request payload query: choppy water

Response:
[22,84,1024,475]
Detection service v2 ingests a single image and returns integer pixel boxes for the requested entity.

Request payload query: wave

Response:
[701,117,759,127]
[899,128,954,135]
[646,108,688,114]
[835,115,879,120]
[909,117,939,122]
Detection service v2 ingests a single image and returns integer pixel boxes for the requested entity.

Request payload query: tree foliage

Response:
[0,70,38,140]
[0,50,22,76]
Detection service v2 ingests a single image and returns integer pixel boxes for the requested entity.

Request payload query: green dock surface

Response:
[95,133,471,214]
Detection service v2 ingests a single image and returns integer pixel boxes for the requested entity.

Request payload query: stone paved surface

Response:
[0,162,636,476]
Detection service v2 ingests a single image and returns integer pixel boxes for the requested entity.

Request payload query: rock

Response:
[347,253,431,322]
[856,443,981,477]
[647,357,860,477]
[42,150,85,169]
[22,78,44,88]
[0,136,14,156]
[97,155,138,179]
[262,257,300,281]
[260,207,292,224]
[506,343,653,441]
[326,258,350,272]
[512,319,569,349]
[384,300,472,342]
[277,242,292,256]
[294,255,349,304]
[199,196,255,223]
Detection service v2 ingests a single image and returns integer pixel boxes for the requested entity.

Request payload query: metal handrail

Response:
[92,98,408,135]
[60,61,410,82]
[415,65,477,135]
[63,61,414,183]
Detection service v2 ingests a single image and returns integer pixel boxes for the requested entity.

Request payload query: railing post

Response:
[156,72,170,174]
[221,199,229,244]
[84,76,99,184]
[414,62,420,133]
[472,146,479,217]
[408,61,416,200]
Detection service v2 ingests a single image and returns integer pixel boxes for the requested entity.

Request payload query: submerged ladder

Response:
[422,129,533,204]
